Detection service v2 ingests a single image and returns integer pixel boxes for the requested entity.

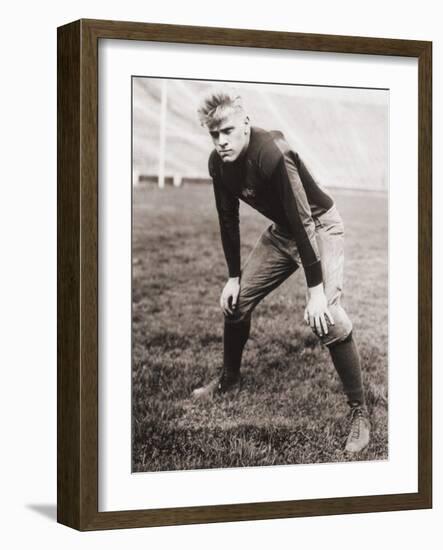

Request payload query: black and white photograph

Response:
[131,77,389,473]
[1,0,438,541]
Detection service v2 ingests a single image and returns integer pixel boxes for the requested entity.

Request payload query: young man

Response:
[193,86,370,453]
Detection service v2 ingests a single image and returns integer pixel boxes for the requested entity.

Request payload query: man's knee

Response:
[318,304,352,347]
[224,308,252,324]
[224,300,253,324]
[326,328,353,348]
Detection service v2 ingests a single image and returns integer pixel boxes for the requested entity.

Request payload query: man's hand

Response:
[220,277,240,316]
[304,283,335,337]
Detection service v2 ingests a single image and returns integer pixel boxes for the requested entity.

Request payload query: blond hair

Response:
[196,84,246,128]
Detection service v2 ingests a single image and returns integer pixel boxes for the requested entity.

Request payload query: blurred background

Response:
[131,77,389,472]
[132,78,388,191]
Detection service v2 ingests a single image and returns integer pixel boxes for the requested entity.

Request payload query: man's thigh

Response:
[315,206,345,305]
[314,204,352,344]
[226,225,298,323]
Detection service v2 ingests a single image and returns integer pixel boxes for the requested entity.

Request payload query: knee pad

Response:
[318,303,352,347]
[224,307,252,324]
[327,329,353,348]
[223,293,256,324]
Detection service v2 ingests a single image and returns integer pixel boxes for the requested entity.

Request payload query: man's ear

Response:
[244,115,250,132]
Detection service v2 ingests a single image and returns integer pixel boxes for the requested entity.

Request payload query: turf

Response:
[132,184,388,472]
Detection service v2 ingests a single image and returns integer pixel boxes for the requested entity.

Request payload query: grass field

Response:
[132,184,388,472]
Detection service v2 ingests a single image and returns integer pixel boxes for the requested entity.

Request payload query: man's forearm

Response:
[274,152,323,288]
[217,217,241,277]
[215,217,241,276]
[212,178,241,277]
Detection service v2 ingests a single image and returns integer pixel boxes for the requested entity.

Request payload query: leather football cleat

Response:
[191,371,241,400]
[345,405,371,453]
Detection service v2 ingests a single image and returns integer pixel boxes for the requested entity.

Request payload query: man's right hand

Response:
[220,277,240,316]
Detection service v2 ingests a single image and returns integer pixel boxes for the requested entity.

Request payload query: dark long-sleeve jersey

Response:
[209,126,335,288]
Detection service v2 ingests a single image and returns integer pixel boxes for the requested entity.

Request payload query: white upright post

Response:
[158,79,168,189]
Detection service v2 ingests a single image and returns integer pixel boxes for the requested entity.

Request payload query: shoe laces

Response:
[349,407,365,440]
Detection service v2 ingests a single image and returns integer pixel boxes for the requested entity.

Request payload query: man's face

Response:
[208,109,250,163]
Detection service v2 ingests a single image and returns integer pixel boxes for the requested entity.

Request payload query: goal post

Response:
[158,79,168,189]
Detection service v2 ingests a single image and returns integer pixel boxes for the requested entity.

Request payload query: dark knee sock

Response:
[223,318,251,379]
[327,331,365,406]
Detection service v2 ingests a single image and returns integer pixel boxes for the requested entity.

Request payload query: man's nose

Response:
[218,134,228,147]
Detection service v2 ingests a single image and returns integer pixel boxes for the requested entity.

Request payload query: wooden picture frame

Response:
[57,18,432,530]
